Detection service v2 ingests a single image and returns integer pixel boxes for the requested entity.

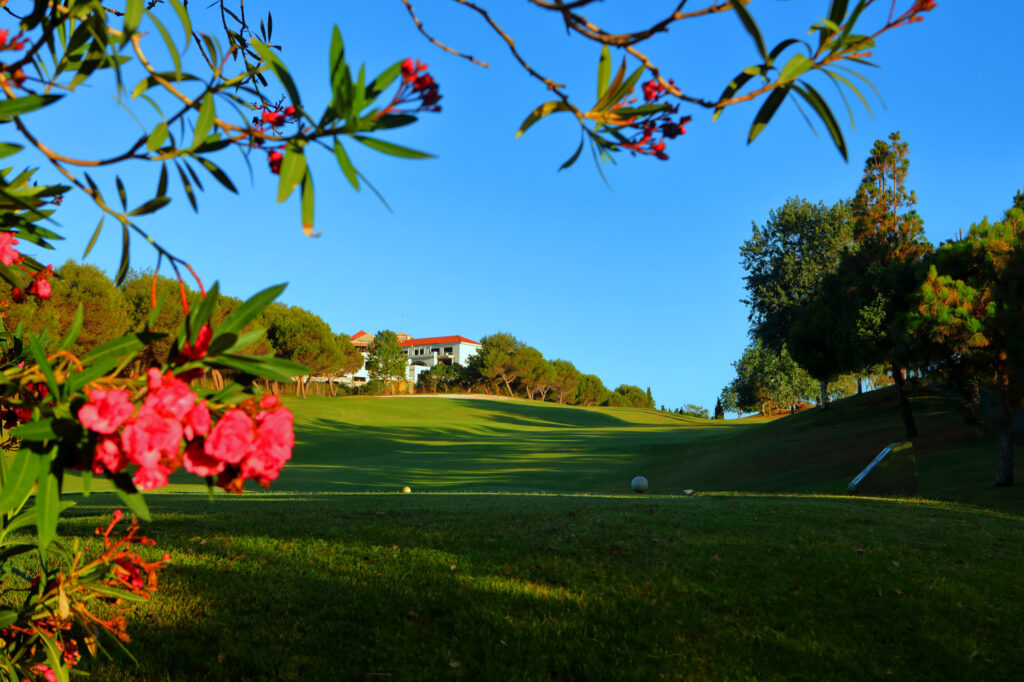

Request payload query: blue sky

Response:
[15,1,1024,412]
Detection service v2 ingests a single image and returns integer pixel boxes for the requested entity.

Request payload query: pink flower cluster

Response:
[0,232,53,301]
[613,79,692,161]
[77,369,293,492]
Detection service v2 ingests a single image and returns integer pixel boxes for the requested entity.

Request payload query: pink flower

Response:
[145,369,196,421]
[93,436,127,475]
[204,409,255,464]
[0,232,18,266]
[183,400,211,441]
[78,389,135,434]
[183,440,226,477]
[268,150,283,174]
[133,465,170,491]
[121,406,183,469]
[181,324,212,361]
[30,278,51,299]
[31,664,58,682]
[254,407,294,465]
[259,394,279,410]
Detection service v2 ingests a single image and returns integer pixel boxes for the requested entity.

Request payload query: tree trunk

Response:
[294,378,302,397]
[819,380,829,409]
[969,383,984,437]
[996,406,1014,486]
[502,376,513,397]
[893,367,918,438]
[857,377,863,395]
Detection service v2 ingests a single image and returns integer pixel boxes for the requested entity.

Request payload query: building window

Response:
[444,347,453,354]
[431,347,440,354]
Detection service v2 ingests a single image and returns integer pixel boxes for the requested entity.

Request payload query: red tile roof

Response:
[400,335,480,347]
[350,330,372,345]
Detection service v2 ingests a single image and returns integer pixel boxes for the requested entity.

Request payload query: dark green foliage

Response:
[575,374,609,406]
[605,384,651,409]
[741,197,853,351]
[365,329,407,384]
[728,341,817,415]
[549,359,581,404]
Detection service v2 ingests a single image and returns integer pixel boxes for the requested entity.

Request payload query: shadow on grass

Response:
[57,494,1024,681]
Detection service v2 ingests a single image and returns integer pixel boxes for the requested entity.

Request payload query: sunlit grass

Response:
[63,491,1024,681]
[45,390,1024,679]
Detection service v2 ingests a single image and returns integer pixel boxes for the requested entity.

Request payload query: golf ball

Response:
[631,476,649,493]
[402,486,412,494]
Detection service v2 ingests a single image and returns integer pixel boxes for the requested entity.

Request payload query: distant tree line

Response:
[721,131,1024,485]
[1,264,363,398]
[405,330,656,409]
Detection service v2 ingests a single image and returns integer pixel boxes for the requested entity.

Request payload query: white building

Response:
[346,331,481,384]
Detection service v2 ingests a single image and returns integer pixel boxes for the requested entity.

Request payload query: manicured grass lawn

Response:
[41,390,1024,679]
[66,492,1024,681]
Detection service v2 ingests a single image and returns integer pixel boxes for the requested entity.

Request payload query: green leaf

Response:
[729,0,768,62]
[115,176,127,210]
[116,222,130,285]
[209,353,309,382]
[602,65,646,114]
[28,333,59,399]
[35,447,60,556]
[176,162,198,212]
[594,59,627,112]
[128,195,170,216]
[146,121,169,151]
[0,143,23,158]
[778,53,814,85]
[197,157,237,193]
[366,60,402,100]
[124,0,143,34]
[250,39,301,108]
[0,451,39,516]
[353,136,434,159]
[111,477,151,521]
[86,582,150,602]
[192,281,220,330]
[192,92,215,148]
[168,0,192,45]
[276,145,306,203]
[329,27,346,95]
[597,46,611,100]
[148,12,182,80]
[37,621,70,682]
[825,68,873,118]
[80,332,150,368]
[713,69,757,121]
[516,101,573,139]
[333,140,360,191]
[828,0,850,25]
[301,171,314,236]
[56,304,83,352]
[215,283,286,338]
[10,418,56,442]
[222,326,267,354]
[559,136,585,171]
[768,38,802,63]
[793,82,847,160]
[0,95,62,121]
[747,87,789,144]
[0,610,17,629]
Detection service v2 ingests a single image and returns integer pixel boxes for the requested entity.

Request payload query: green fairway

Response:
[65,388,1024,509]
[44,390,1024,680]
[66,492,1024,681]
